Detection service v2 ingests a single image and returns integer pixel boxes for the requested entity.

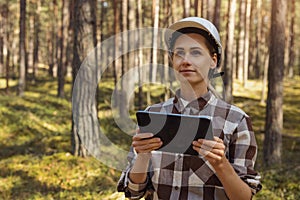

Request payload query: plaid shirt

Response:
[118,90,262,200]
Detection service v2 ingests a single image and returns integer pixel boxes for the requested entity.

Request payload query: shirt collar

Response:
[173,90,212,112]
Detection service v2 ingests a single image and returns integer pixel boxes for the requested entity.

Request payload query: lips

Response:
[179,69,196,73]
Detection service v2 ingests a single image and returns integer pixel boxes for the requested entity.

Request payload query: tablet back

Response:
[136,111,213,155]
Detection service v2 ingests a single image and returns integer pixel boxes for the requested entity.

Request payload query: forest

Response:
[0,0,300,199]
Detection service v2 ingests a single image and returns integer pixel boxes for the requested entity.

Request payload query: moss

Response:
[0,76,299,199]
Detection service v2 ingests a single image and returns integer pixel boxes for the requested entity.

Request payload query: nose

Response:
[181,54,192,66]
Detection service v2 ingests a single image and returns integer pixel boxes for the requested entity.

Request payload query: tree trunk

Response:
[128,0,136,111]
[113,0,120,107]
[52,0,59,77]
[5,11,10,94]
[33,0,41,80]
[287,0,295,78]
[151,0,159,82]
[223,0,236,103]
[29,14,34,79]
[194,0,199,16]
[213,0,221,30]
[1,3,9,93]
[249,0,258,79]
[201,0,207,18]
[71,0,97,157]
[236,0,246,81]
[254,0,264,79]
[182,0,190,17]
[58,0,69,98]
[119,0,128,118]
[0,36,3,78]
[206,0,214,21]
[136,0,144,110]
[264,0,286,167]
[18,0,27,96]
[89,0,99,115]
[260,53,269,104]
[243,0,251,87]
[99,0,106,75]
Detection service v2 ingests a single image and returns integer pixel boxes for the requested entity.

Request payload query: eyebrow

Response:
[174,46,203,50]
[190,47,202,50]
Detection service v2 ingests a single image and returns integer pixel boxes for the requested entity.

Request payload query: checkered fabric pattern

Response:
[118,90,262,200]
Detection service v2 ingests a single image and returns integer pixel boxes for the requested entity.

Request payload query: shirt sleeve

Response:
[117,147,152,199]
[229,115,262,195]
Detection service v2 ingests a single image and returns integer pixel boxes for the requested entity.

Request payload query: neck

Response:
[180,83,208,101]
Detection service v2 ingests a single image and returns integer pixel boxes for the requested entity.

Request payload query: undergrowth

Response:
[0,76,299,199]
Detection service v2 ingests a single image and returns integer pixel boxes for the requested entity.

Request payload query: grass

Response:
[0,75,299,199]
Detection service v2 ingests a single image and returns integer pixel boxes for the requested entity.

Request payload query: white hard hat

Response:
[164,17,222,68]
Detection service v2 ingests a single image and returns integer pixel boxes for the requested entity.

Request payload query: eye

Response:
[174,50,185,57]
[190,50,201,56]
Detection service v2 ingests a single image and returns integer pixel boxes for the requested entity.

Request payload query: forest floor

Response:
[0,75,299,200]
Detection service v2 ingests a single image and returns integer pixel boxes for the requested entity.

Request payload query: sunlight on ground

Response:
[0,76,299,199]
[0,78,17,89]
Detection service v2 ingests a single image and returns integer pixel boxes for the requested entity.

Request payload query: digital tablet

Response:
[136,111,213,155]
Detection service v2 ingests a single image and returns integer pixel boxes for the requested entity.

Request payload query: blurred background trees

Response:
[0,0,299,165]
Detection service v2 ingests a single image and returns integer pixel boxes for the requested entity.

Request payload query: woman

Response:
[118,17,261,200]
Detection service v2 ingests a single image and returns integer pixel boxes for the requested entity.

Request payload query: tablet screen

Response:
[136,111,213,155]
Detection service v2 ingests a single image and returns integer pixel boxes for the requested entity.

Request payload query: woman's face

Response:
[172,33,217,87]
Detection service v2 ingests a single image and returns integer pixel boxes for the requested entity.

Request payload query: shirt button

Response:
[174,186,179,190]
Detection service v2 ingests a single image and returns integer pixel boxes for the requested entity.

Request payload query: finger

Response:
[213,136,224,143]
[192,140,223,151]
[192,142,224,155]
[197,139,225,150]
[193,146,223,161]
[192,141,201,148]
[198,137,223,144]
[139,141,163,150]
[132,137,161,145]
[134,141,163,153]
[133,133,154,141]
[201,142,225,152]
[132,137,161,147]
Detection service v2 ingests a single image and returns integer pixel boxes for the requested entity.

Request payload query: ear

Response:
[210,53,218,69]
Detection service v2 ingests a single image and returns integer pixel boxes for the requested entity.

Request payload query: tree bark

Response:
[136,0,144,110]
[236,0,246,81]
[71,0,98,157]
[32,0,41,80]
[287,0,295,78]
[1,3,9,93]
[18,0,27,96]
[264,0,286,167]
[243,0,251,87]
[150,0,159,82]
[0,38,3,78]
[213,0,221,30]
[223,0,236,103]
[5,13,10,94]
[113,0,120,107]
[194,0,199,17]
[182,0,190,17]
[58,0,69,98]
[201,0,207,18]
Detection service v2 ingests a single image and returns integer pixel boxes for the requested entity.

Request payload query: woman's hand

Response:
[192,136,226,167]
[132,129,163,154]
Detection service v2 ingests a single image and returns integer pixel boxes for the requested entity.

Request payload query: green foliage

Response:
[0,76,300,199]
[233,78,300,200]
